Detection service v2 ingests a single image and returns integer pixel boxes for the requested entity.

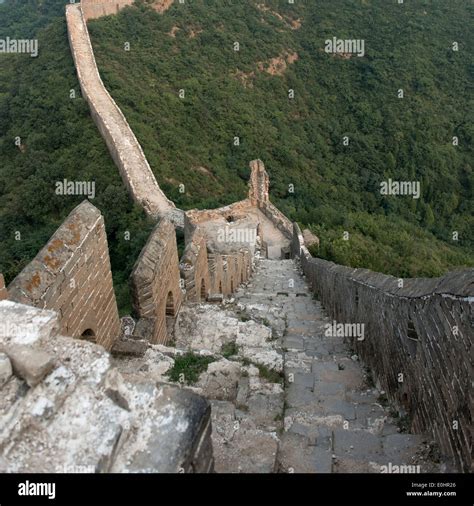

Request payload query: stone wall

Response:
[0,274,7,301]
[291,223,473,472]
[66,3,183,227]
[248,159,293,240]
[0,300,213,473]
[7,202,120,351]
[180,227,211,302]
[130,218,183,344]
[81,0,135,20]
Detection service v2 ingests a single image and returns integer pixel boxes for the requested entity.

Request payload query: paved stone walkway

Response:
[115,257,441,473]
[235,259,439,473]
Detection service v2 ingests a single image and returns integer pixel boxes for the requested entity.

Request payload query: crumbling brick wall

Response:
[0,275,7,301]
[180,228,211,302]
[7,202,120,350]
[131,218,183,344]
[292,223,473,472]
[81,0,135,20]
[248,160,293,239]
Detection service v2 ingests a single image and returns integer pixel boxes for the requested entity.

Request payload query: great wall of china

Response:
[0,0,472,474]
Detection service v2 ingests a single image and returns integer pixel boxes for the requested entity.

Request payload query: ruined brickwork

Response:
[66,3,182,227]
[291,223,473,472]
[248,160,293,240]
[180,228,211,303]
[7,202,120,351]
[130,218,183,344]
[0,274,7,301]
[81,0,135,20]
[249,159,270,207]
[0,300,213,473]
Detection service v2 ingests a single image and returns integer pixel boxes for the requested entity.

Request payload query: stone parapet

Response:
[291,223,474,472]
[130,218,183,344]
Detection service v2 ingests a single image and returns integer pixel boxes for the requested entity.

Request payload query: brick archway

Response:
[200,279,207,301]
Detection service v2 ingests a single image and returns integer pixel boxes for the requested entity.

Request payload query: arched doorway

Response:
[219,281,223,294]
[165,291,175,317]
[81,328,96,343]
[200,279,207,301]
[165,291,175,343]
[230,277,234,293]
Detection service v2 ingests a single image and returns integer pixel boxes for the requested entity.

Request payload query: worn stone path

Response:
[115,257,441,473]
[235,259,440,473]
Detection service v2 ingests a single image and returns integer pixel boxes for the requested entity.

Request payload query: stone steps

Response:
[235,259,440,474]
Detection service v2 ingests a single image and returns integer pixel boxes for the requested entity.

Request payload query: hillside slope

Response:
[87,0,473,277]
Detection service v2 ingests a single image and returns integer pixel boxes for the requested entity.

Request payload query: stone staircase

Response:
[234,259,442,473]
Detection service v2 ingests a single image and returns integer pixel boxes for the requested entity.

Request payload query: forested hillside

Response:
[0,0,154,313]
[0,0,472,311]
[88,0,473,276]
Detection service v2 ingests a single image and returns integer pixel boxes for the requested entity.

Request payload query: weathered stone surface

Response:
[196,359,241,401]
[111,383,211,473]
[0,302,214,474]
[4,345,54,387]
[0,353,12,387]
[278,432,332,473]
[112,338,148,357]
[0,301,58,347]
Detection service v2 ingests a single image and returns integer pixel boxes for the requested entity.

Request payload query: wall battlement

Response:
[130,218,183,344]
[7,202,120,350]
[81,0,135,20]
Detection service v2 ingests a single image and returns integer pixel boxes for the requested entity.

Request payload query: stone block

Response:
[112,338,148,357]
[5,344,55,387]
[111,383,212,473]
[0,301,59,346]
